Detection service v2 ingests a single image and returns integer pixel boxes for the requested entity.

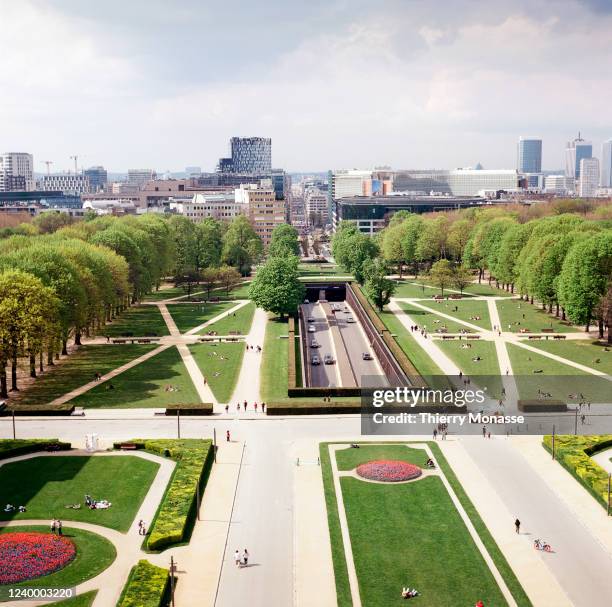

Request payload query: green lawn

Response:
[16,345,156,406]
[168,302,236,333]
[0,455,159,531]
[393,280,474,299]
[398,302,476,334]
[189,342,245,403]
[376,310,444,377]
[328,444,510,607]
[507,343,611,403]
[527,340,612,375]
[47,590,97,607]
[0,527,114,601]
[462,282,515,297]
[199,302,255,336]
[437,340,504,397]
[260,317,289,401]
[142,286,187,302]
[415,299,492,331]
[336,444,429,471]
[298,264,351,277]
[496,300,579,333]
[99,306,169,337]
[70,346,200,409]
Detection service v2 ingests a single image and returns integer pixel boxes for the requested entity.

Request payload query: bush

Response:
[287,317,297,389]
[116,559,169,607]
[1,404,74,416]
[543,435,612,508]
[164,403,213,416]
[112,439,213,551]
[0,439,71,460]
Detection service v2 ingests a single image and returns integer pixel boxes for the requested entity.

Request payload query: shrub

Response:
[543,435,612,508]
[164,403,213,416]
[112,440,213,551]
[0,439,71,460]
[116,559,169,607]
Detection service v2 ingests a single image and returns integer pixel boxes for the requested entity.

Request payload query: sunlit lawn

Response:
[496,300,579,333]
[168,302,236,333]
[189,342,245,403]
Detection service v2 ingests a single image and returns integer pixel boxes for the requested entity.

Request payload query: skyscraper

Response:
[0,152,34,191]
[601,139,612,188]
[217,137,272,175]
[84,166,108,192]
[517,137,542,173]
[565,134,592,179]
[578,158,599,197]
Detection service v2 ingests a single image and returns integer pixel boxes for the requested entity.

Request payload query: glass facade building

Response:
[517,138,542,173]
[84,166,107,192]
[565,136,592,179]
[217,137,272,175]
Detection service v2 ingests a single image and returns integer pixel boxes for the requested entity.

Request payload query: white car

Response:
[346,316,355,323]
[308,326,316,333]
[311,355,321,365]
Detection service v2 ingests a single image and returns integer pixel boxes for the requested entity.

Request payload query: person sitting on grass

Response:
[401,587,419,599]
[426,458,435,468]
[4,504,14,512]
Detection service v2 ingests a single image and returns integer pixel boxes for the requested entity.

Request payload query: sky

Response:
[0,0,611,173]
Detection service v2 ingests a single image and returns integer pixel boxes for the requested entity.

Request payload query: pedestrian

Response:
[482,425,487,438]
[242,548,249,567]
[234,549,241,567]
[203,377,207,385]
[254,402,258,412]
[51,519,56,534]
[237,403,241,412]
[106,334,110,343]
[226,430,230,442]
[225,404,229,414]
[433,428,438,440]
[57,520,63,536]
[487,432,491,439]
[514,518,521,534]
[244,402,248,412]
[262,402,266,413]
[138,520,143,535]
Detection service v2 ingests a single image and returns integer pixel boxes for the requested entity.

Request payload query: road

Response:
[301,302,339,387]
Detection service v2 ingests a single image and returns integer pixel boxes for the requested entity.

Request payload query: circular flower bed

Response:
[0,532,76,584]
[356,460,422,482]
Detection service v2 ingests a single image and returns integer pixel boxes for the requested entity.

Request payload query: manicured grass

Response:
[507,343,611,403]
[527,340,612,375]
[168,302,236,333]
[47,590,97,607]
[0,526,115,601]
[298,264,351,277]
[189,342,245,403]
[260,317,289,402]
[336,444,429,471]
[437,340,504,397]
[376,310,444,377]
[328,444,509,607]
[70,346,200,409]
[462,282,514,297]
[199,302,255,336]
[142,285,187,301]
[415,299,492,331]
[16,345,156,406]
[496,300,579,333]
[393,280,474,299]
[99,306,169,337]
[0,455,159,532]
[398,302,476,334]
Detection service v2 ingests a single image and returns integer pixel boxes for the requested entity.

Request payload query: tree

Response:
[196,218,223,269]
[363,259,396,311]
[331,222,379,283]
[217,265,242,296]
[222,216,263,275]
[452,266,473,294]
[269,224,300,257]
[415,215,449,266]
[200,267,220,299]
[447,219,473,261]
[32,211,73,234]
[428,259,454,297]
[249,255,305,318]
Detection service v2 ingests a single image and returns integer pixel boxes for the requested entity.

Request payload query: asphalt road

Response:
[302,302,339,387]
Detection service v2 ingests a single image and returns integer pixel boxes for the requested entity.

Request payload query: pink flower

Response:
[356,460,422,482]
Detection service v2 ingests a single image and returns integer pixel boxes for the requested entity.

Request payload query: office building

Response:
[565,135,592,179]
[600,139,612,188]
[578,158,600,197]
[544,175,575,195]
[84,166,108,192]
[171,192,246,223]
[305,188,329,226]
[218,137,272,175]
[517,137,542,173]
[41,174,90,195]
[236,185,285,246]
[127,169,157,186]
[0,152,34,191]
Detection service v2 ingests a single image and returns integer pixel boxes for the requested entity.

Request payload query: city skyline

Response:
[1,0,611,172]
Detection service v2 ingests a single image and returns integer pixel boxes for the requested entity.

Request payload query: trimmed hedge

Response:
[0,439,71,460]
[288,316,297,389]
[164,403,213,416]
[112,439,214,550]
[518,400,567,413]
[348,282,386,334]
[1,404,75,416]
[543,435,612,508]
[116,559,169,607]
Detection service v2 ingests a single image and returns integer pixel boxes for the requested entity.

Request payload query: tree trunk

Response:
[39,351,44,373]
[548,303,553,313]
[10,352,18,391]
[530,296,534,304]
[598,318,604,339]
[555,303,560,317]
[0,364,7,399]
[510,283,515,294]
[75,332,82,346]
[561,307,566,321]
[29,353,36,378]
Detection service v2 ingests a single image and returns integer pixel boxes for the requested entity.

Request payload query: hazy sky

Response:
[1,0,611,172]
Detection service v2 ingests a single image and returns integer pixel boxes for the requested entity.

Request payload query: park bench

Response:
[541,328,554,333]
[441,335,455,340]
[466,335,480,340]
[449,294,462,299]
[119,443,138,450]
[433,295,444,300]
[228,330,241,336]
[519,328,530,334]
[553,335,567,340]
[528,335,542,340]
[137,339,152,344]
[112,339,127,344]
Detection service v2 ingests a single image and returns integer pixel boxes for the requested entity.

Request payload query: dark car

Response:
[362,352,373,361]
[324,354,334,365]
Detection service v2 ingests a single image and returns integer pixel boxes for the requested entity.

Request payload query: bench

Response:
[541,328,554,333]
[528,335,542,340]
[449,294,462,299]
[553,335,567,340]
[466,335,480,340]
[119,443,138,450]
[137,339,152,344]
[228,330,241,336]
[112,339,127,344]
[441,335,455,340]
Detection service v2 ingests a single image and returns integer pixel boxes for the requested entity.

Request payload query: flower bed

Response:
[0,532,76,584]
[356,460,422,482]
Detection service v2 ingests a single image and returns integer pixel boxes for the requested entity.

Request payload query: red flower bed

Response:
[356,460,422,482]
[0,532,76,584]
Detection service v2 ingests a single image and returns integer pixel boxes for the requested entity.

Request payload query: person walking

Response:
[51,519,56,534]
[514,518,521,534]
[433,428,438,440]
[242,548,249,567]
[234,549,241,567]
[482,425,487,438]
[254,402,258,412]
[226,430,230,442]
[57,520,63,536]
[138,520,144,535]
[225,404,229,414]
[262,402,266,413]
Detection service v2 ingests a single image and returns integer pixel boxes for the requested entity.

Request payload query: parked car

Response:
[324,354,334,364]
[308,326,316,333]
[311,340,320,348]
[346,316,355,323]
[362,352,373,360]
[307,316,315,323]
[311,355,321,365]
[304,299,310,304]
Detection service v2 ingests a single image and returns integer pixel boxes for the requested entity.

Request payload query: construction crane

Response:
[69,155,78,174]
[43,161,53,175]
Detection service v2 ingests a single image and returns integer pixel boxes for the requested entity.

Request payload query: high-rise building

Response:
[544,174,575,195]
[84,166,108,192]
[600,139,612,188]
[236,184,285,246]
[0,152,34,191]
[578,158,599,197]
[127,169,157,186]
[305,187,329,227]
[217,137,272,175]
[565,135,592,179]
[517,137,542,173]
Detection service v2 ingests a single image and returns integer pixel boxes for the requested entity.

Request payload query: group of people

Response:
[3,504,26,513]
[225,401,266,414]
[85,494,112,510]
[245,344,262,353]
[401,587,419,599]
[233,548,250,568]
[137,519,147,536]
[50,519,63,535]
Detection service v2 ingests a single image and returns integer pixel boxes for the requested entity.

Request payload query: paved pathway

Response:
[185,300,250,336]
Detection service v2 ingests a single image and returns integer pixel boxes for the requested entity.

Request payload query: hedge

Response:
[0,439,71,460]
[288,316,297,389]
[0,404,75,416]
[112,439,214,550]
[164,403,213,416]
[543,435,612,508]
[116,559,169,607]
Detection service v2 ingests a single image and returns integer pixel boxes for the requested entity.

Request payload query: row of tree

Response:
[0,212,265,397]
[333,204,612,340]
